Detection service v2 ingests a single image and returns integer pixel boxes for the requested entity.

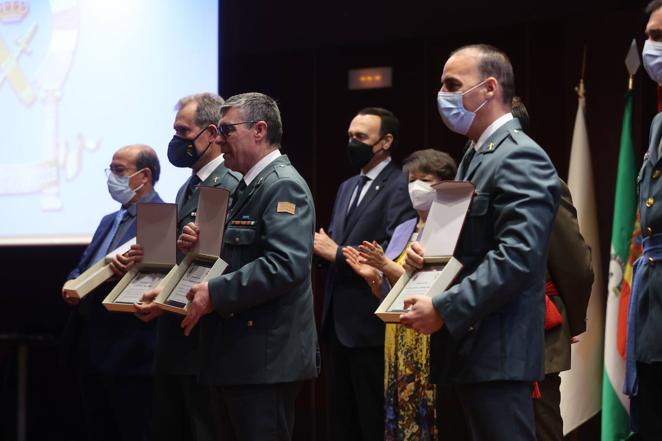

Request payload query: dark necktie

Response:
[185,175,202,202]
[346,175,370,219]
[230,179,247,210]
[457,145,476,180]
[90,208,126,264]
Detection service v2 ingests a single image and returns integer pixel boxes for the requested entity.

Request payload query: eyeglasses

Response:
[105,167,137,177]
[217,121,257,137]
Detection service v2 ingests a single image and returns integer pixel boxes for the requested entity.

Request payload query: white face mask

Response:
[437,79,488,135]
[643,40,662,84]
[408,180,436,211]
[107,169,145,205]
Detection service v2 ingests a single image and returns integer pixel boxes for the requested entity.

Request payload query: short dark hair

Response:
[221,92,283,146]
[357,107,399,147]
[402,149,457,180]
[452,44,515,106]
[511,96,530,132]
[135,147,160,184]
[646,0,662,14]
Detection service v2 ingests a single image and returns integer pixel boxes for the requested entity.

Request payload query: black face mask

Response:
[167,128,211,168]
[346,137,383,169]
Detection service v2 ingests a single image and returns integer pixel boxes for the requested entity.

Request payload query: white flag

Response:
[561,93,606,434]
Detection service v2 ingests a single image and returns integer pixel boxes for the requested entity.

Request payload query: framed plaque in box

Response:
[103,203,177,313]
[155,186,230,315]
[62,238,136,301]
[375,181,474,323]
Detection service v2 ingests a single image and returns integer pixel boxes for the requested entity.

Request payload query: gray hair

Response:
[221,92,283,145]
[175,93,225,128]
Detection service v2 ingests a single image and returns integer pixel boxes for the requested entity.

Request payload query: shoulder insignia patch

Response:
[277,201,296,215]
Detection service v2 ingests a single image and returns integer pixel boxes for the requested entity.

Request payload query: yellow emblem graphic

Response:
[0,0,100,211]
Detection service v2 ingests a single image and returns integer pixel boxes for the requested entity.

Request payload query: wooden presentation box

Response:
[375,181,475,323]
[62,237,135,301]
[155,186,230,315]
[103,203,177,313]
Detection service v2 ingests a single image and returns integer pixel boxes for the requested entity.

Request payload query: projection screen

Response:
[0,0,219,245]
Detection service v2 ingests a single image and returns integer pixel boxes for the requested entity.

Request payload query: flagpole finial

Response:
[575,78,586,98]
[625,38,641,90]
[574,46,587,98]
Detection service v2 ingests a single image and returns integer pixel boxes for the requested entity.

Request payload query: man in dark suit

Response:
[403,44,560,441]
[178,92,318,441]
[61,144,162,441]
[314,107,415,440]
[624,2,662,438]
[135,93,241,440]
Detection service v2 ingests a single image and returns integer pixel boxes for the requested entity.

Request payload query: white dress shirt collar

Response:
[474,113,514,152]
[243,149,282,186]
[362,156,392,180]
[195,154,225,182]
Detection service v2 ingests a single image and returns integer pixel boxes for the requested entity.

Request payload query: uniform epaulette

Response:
[274,162,294,178]
[508,128,525,145]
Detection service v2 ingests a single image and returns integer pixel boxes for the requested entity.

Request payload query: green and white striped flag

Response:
[602,87,639,441]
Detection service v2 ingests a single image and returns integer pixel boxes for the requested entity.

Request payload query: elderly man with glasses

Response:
[61,144,162,441]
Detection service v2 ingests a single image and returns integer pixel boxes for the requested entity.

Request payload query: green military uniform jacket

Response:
[153,160,241,375]
[199,154,319,385]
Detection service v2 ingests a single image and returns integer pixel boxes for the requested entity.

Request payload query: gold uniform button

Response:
[646,227,654,236]
[647,197,655,208]
[649,257,656,267]
[654,169,662,179]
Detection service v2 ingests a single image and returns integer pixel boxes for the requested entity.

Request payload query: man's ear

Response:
[207,125,223,147]
[254,121,268,142]
[484,77,498,100]
[206,124,219,138]
[141,168,152,186]
[382,133,394,151]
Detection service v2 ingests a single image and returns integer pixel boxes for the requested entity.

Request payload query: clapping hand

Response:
[358,241,388,270]
[314,228,339,262]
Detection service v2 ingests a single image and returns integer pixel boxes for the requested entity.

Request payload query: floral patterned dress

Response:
[384,243,436,441]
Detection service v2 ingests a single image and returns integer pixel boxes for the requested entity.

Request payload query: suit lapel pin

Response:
[487,143,495,151]
[375,185,380,191]
[645,152,651,161]
[213,176,219,183]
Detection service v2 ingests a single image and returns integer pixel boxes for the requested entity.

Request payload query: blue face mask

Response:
[643,40,662,84]
[107,169,145,205]
[436,79,488,135]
